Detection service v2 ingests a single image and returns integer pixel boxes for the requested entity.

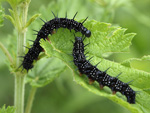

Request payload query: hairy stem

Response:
[16,2,28,67]
[17,30,26,67]
[14,1,30,113]
[25,87,37,113]
[14,73,26,113]
[15,27,27,113]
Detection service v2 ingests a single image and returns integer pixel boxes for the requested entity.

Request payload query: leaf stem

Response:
[25,87,37,113]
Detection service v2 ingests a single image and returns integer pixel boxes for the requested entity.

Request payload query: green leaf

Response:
[85,21,136,58]
[24,14,41,29]
[26,57,66,87]
[4,15,15,27]
[0,4,4,27]
[40,20,150,113]
[8,9,15,19]
[121,55,150,72]
[0,105,15,113]
[6,0,26,8]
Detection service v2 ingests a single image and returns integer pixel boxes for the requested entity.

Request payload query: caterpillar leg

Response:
[99,84,104,89]
[112,90,116,95]
[46,37,51,43]
[88,78,95,84]
[79,72,82,76]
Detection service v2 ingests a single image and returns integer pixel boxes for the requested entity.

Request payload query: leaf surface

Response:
[40,20,150,113]
[0,105,15,113]
[26,57,67,87]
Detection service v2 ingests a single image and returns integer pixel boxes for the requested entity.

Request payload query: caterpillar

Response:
[72,36,136,104]
[20,12,91,72]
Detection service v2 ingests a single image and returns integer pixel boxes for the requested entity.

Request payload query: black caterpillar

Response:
[20,12,91,72]
[72,36,136,104]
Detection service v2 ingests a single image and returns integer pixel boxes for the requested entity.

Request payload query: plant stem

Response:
[14,73,26,113]
[16,2,28,67]
[14,1,30,113]
[15,26,27,113]
[17,30,26,67]
[25,87,37,113]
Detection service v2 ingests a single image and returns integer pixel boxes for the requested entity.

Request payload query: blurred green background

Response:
[0,0,150,113]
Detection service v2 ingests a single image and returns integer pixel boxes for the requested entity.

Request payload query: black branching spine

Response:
[20,12,91,72]
[72,36,136,104]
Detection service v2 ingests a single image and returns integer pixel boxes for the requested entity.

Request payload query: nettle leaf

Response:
[40,20,150,113]
[24,13,41,29]
[4,15,15,27]
[0,105,15,113]
[26,57,66,87]
[121,55,150,73]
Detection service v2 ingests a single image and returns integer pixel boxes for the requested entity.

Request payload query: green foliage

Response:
[26,57,67,87]
[80,20,135,57]
[4,15,15,27]
[121,55,150,73]
[0,3,4,27]
[24,14,40,29]
[40,20,150,113]
[0,0,150,113]
[0,105,15,113]
[6,0,30,9]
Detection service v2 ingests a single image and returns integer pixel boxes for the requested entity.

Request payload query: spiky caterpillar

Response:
[20,12,91,72]
[72,36,136,104]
